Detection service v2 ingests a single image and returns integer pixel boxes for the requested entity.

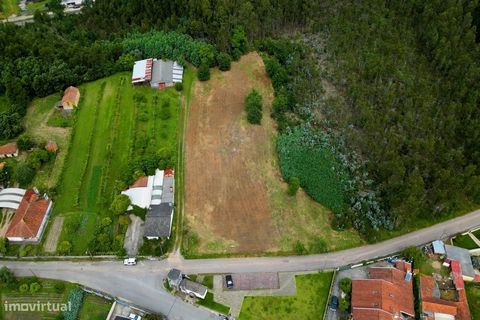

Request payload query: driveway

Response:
[124,214,145,256]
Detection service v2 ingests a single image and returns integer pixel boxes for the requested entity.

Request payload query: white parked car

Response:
[123,258,137,266]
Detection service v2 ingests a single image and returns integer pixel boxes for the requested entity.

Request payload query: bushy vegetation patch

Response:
[277,128,346,215]
[245,89,263,124]
[122,31,216,67]
[63,286,84,320]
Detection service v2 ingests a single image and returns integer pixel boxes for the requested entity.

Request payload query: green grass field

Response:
[466,282,480,320]
[196,292,230,314]
[453,234,479,250]
[0,0,19,19]
[239,272,333,320]
[77,294,112,320]
[51,72,184,254]
[0,278,75,319]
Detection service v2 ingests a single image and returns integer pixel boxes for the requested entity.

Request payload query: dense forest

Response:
[1,0,480,239]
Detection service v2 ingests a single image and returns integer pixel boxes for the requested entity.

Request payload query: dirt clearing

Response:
[185,52,277,253]
[184,52,364,255]
[43,217,64,253]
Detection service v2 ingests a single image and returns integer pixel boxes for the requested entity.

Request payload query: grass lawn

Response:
[196,292,230,314]
[0,0,19,19]
[49,72,185,254]
[24,92,71,190]
[0,278,75,319]
[78,293,112,320]
[452,234,479,250]
[466,282,480,320]
[472,229,480,240]
[239,272,333,320]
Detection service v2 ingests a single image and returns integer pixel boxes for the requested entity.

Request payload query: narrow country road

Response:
[1,208,480,319]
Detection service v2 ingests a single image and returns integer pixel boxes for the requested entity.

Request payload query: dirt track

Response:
[185,53,278,253]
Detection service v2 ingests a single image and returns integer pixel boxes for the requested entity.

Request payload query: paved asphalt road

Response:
[2,208,480,319]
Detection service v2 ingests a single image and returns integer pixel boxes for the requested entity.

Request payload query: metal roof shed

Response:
[432,240,446,255]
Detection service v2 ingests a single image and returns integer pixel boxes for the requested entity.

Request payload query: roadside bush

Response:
[245,89,263,124]
[19,283,29,293]
[401,246,426,267]
[339,278,352,294]
[17,133,34,151]
[118,215,131,226]
[294,240,307,255]
[0,237,8,255]
[287,176,300,196]
[58,241,72,255]
[13,162,35,186]
[308,237,327,253]
[197,64,210,81]
[175,82,183,91]
[29,282,41,293]
[0,267,17,288]
[62,287,84,320]
[54,282,66,294]
[217,52,232,71]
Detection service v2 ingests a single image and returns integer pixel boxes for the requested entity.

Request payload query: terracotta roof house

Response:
[0,142,18,158]
[5,190,53,243]
[45,141,59,152]
[60,86,80,110]
[352,261,415,320]
[419,271,471,320]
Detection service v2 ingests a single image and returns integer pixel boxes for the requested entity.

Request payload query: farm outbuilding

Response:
[0,142,18,158]
[56,86,80,112]
[132,58,183,89]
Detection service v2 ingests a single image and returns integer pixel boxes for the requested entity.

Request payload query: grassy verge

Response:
[452,234,479,250]
[196,292,230,315]
[77,293,112,320]
[0,277,74,319]
[239,272,333,320]
[25,0,48,14]
[174,66,195,251]
[466,282,480,320]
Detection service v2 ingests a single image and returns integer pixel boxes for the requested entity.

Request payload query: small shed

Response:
[60,86,80,110]
[432,240,446,255]
[45,141,59,153]
[167,268,183,289]
[0,142,18,158]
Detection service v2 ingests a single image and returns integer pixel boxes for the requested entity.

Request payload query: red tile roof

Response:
[0,142,17,155]
[352,264,415,320]
[129,176,148,188]
[6,190,50,239]
[419,274,471,320]
[61,86,80,105]
[164,168,174,177]
[450,260,464,290]
[352,308,393,320]
[45,141,58,152]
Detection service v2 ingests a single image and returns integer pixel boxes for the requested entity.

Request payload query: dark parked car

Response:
[225,275,234,289]
[329,295,339,311]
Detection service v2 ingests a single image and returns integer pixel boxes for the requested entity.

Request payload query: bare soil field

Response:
[184,52,363,255]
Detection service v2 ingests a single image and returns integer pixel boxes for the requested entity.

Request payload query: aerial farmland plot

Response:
[183,53,363,257]
[42,71,188,255]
